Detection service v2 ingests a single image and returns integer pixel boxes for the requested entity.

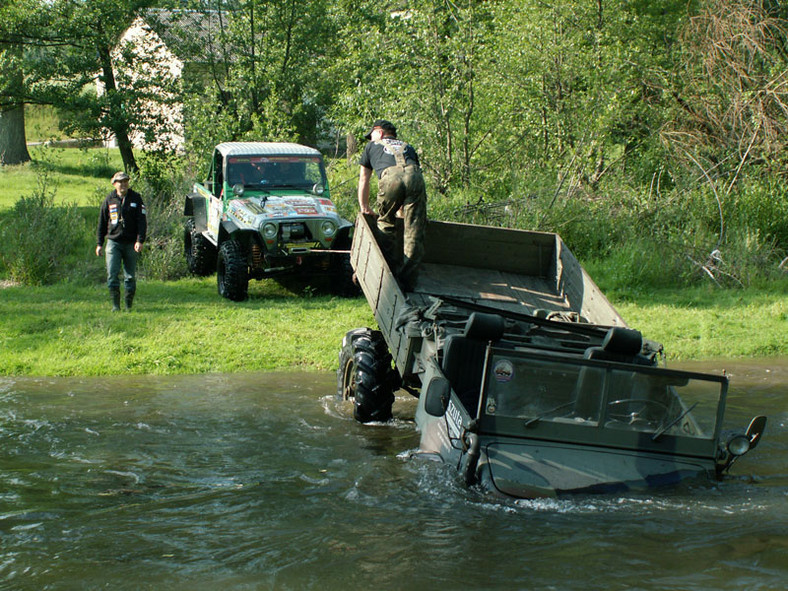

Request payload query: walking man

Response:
[96,171,147,311]
[358,119,427,291]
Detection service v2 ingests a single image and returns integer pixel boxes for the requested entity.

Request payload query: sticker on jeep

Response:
[494,359,514,382]
[264,203,292,217]
[318,199,337,214]
[285,197,320,216]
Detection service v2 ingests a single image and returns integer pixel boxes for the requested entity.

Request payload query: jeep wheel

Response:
[217,240,249,301]
[337,328,398,423]
[332,253,361,298]
[184,218,217,276]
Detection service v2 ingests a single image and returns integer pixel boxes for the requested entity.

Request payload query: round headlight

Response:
[727,434,751,457]
[262,223,278,239]
[321,220,337,237]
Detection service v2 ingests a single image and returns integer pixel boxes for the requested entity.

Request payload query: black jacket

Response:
[97,188,147,245]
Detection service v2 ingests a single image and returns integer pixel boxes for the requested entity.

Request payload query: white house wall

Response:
[100,17,186,152]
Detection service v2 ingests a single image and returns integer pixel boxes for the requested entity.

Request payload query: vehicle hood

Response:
[226,194,343,229]
[481,441,710,498]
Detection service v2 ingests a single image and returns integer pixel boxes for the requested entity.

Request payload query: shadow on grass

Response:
[32,156,116,181]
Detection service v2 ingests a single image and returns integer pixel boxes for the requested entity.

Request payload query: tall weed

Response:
[134,153,190,281]
[0,176,84,285]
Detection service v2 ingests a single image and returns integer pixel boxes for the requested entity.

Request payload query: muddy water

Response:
[1,360,785,590]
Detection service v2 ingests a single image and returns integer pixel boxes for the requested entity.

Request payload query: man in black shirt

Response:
[96,171,147,311]
[358,119,427,291]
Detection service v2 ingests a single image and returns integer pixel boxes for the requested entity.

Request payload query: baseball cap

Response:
[364,119,397,140]
[111,171,130,183]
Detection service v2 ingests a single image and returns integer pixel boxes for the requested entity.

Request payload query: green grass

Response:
[25,105,64,142]
[0,146,122,208]
[615,285,788,361]
[1,277,785,377]
[0,277,376,376]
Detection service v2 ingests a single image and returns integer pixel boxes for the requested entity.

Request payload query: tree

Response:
[0,57,31,165]
[329,0,500,195]
[0,0,166,172]
[0,1,34,165]
[181,0,343,158]
[48,0,167,172]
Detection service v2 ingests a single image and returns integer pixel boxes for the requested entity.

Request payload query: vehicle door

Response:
[206,149,225,238]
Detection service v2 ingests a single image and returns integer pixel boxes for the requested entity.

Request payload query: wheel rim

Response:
[217,252,227,295]
[341,357,356,400]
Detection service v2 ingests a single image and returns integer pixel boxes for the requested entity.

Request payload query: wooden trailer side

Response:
[350,215,419,374]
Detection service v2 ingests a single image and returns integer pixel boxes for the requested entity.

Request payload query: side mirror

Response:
[312,183,325,196]
[745,415,767,450]
[232,183,245,197]
[424,376,451,417]
[719,415,767,473]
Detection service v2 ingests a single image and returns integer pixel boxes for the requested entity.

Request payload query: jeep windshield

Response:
[477,349,727,457]
[227,155,327,190]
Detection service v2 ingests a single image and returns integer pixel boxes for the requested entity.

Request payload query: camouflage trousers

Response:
[376,164,427,289]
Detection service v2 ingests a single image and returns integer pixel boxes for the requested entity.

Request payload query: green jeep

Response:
[184,142,358,300]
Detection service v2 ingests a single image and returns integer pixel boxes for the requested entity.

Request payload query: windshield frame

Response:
[224,155,329,192]
[476,347,728,458]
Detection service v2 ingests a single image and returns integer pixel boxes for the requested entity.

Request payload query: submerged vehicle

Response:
[184,142,357,300]
[338,214,767,498]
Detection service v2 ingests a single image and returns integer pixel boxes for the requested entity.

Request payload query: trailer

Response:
[338,214,766,498]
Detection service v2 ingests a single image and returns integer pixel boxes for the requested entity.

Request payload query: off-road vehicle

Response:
[184,142,357,300]
[338,214,767,498]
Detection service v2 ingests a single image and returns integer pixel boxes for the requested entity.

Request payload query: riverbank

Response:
[1,277,785,376]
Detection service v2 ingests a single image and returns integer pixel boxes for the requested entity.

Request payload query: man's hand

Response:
[134,241,143,253]
[95,245,102,257]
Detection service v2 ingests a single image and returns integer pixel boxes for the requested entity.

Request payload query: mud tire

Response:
[184,218,217,276]
[337,328,398,423]
[217,239,249,301]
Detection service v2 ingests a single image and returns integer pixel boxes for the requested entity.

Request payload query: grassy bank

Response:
[0,146,122,208]
[1,277,785,377]
[0,278,376,376]
[1,147,786,377]
[614,284,787,360]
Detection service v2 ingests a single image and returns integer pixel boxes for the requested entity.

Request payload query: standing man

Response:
[96,171,147,311]
[358,119,427,291]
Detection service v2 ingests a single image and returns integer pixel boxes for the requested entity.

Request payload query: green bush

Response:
[724,178,788,248]
[135,153,190,281]
[325,157,359,221]
[0,182,84,285]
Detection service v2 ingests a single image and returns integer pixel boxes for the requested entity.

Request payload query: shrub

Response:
[134,153,190,281]
[0,178,84,285]
[724,178,788,249]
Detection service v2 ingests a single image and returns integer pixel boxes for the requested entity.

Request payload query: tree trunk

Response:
[97,41,138,173]
[113,124,138,174]
[0,106,31,166]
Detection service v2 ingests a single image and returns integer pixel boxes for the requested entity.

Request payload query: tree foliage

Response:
[179,0,344,162]
[1,0,786,283]
[0,0,167,171]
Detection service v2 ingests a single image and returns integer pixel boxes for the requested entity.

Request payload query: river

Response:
[1,359,785,590]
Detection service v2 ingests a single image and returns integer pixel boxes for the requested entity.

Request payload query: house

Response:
[103,9,225,152]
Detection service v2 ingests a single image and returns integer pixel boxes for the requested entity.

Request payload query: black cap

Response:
[364,119,397,140]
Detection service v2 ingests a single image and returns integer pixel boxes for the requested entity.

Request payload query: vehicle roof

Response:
[215,142,322,158]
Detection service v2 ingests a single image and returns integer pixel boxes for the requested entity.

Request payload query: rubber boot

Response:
[110,287,121,312]
[125,290,135,311]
